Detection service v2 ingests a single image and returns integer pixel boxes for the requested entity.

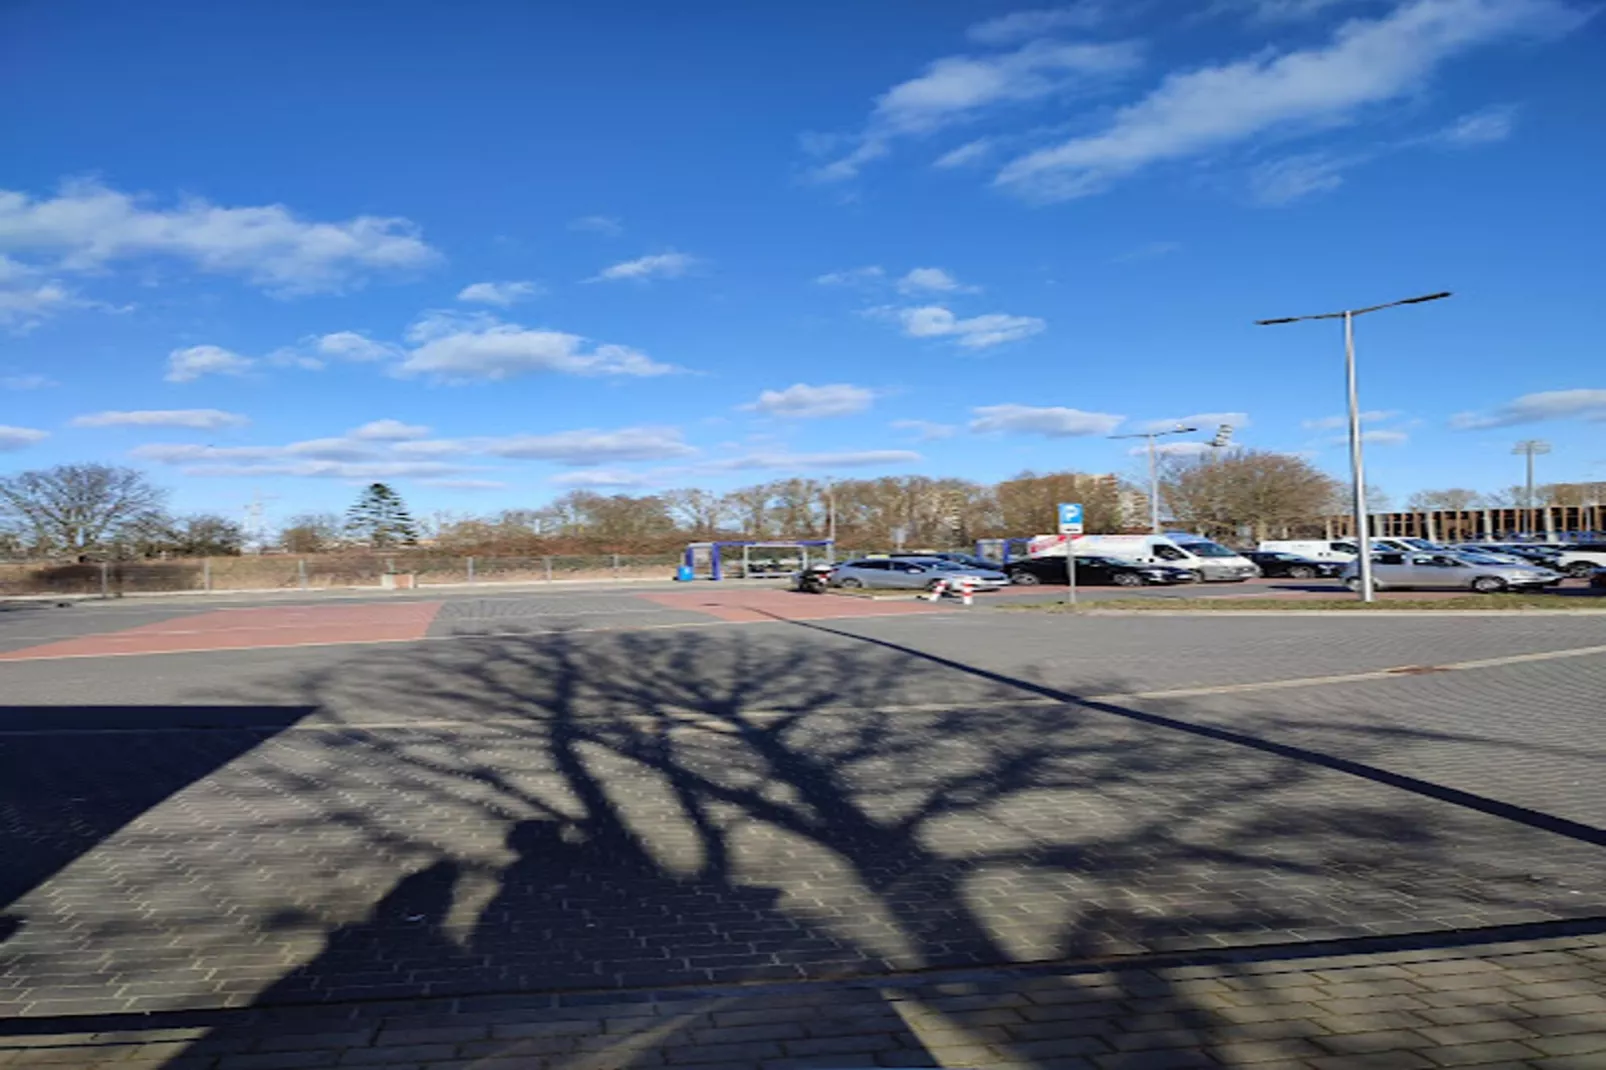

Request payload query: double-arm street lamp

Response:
[1256,291,1452,602]
[1109,425,1198,534]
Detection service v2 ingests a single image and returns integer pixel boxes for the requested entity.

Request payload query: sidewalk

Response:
[4,928,1601,1069]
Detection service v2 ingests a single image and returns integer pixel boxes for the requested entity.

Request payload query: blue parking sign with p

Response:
[1057,502,1084,535]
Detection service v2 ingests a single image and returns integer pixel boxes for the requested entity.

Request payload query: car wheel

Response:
[838,577,863,589]
[1009,571,1041,586]
[1470,576,1506,593]
[1567,562,1596,578]
[1287,565,1316,579]
[1112,572,1142,587]
[1344,576,1386,592]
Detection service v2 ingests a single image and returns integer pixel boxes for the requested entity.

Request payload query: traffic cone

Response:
[960,577,975,606]
[925,579,948,602]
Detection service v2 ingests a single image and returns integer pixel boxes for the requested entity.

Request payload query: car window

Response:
[1332,542,1359,554]
[1375,553,1406,565]
[851,560,888,570]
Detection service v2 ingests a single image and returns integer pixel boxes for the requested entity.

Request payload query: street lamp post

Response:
[1256,291,1451,602]
[1108,425,1199,534]
[1513,440,1551,539]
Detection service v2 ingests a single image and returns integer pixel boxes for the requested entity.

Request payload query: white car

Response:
[1342,551,1564,593]
[1554,542,1606,578]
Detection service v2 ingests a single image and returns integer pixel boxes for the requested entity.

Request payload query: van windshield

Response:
[1176,541,1238,558]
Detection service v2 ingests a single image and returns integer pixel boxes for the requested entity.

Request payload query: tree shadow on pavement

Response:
[18,620,1584,1068]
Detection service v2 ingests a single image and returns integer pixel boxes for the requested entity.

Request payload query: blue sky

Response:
[3,0,1603,526]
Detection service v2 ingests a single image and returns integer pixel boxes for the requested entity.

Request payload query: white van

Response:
[1029,533,1259,582]
[1258,537,1441,561]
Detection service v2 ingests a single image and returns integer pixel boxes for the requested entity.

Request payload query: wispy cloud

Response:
[0,178,437,295]
[0,425,48,451]
[166,344,254,383]
[586,252,698,283]
[808,39,1142,182]
[350,419,430,441]
[1113,240,1182,263]
[1140,411,1248,434]
[882,305,1046,349]
[814,265,886,286]
[933,139,996,169]
[1434,104,1518,146]
[568,215,623,236]
[1250,152,1352,204]
[995,0,1585,201]
[970,403,1124,436]
[742,383,875,419]
[484,427,694,465]
[892,419,959,441]
[72,409,249,430]
[457,280,544,306]
[967,4,1115,45]
[549,469,653,488]
[1450,389,1606,429]
[1302,409,1401,430]
[1,373,56,390]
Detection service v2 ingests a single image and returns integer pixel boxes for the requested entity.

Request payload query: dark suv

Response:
[1007,555,1196,587]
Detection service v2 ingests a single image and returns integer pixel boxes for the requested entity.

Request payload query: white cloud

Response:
[166,344,254,383]
[568,215,623,236]
[995,0,1584,201]
[1450,389,1606,429]
[72,409,249,430]
[315,331,398,362]
[457,280,544,306]
[889,305,1046,349]
[586,251,698,283]
[1,373,56,390]
[1213,0,1362,21]
[812,39,1142,181]
[1360,428,1410,445]
[0,179,437,294]
[549,469,653,488]
[0,279,80,328]
[1135,440,1216,458]
[396,313,677,381]
[970,403,1124,437]
[350,418,430,441]
[712,449,922,471]
[814,265,885,286]
[283,437,382,462]
[129,438,472,480]
[183,460,471,481]
[892,419,959,441]
[1435,104,1517,146]
[1140,411,1249,434]
[0,425,48,451]
[1250,153,1351,204]
[933,139,996,169]
[484,427,695,465]
[742,382,875,419]
[131,443,282,463]
[967,4,1113,45]
[896,267,977,294]
[1301,409,1402,430]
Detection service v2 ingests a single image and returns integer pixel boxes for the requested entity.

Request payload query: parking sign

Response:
[1057,502,1084,535]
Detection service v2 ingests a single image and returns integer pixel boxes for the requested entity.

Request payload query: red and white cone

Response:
[960,577,975,606]
[925,579,948,602]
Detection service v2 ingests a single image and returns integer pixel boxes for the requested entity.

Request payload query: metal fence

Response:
[0,552,689,597]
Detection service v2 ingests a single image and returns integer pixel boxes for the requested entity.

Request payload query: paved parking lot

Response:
[1,588,1603,1066]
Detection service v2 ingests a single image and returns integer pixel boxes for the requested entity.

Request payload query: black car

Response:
[1590,567,1606,591]
[1007,554,1195,587]
[1242,550,1339,579]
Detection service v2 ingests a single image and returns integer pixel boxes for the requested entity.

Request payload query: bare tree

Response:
[278,512,345,554]
[1161,450,1340,543]
[991,471,1129,537]
[1406,488,1484,512]
[662,488,731,538]
[0,464,167,556]
[142,514,246,557]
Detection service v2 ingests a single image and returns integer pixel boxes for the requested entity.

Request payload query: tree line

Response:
[15,452,1574,561]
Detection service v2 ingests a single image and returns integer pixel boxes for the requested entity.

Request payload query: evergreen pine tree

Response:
[345,483,420,548]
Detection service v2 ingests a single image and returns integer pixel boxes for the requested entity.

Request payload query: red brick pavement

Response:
[0,601,444,661]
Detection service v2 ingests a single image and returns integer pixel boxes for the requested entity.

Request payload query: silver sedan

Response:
[1341,551,1563,593]
[828,557,1010,591]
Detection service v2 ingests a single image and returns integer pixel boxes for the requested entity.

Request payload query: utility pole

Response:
[1108,425,1199,534]
[1256,291,1451,601]
[1513,440,1551,538]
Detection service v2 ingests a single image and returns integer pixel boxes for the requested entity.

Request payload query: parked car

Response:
[1456,543,1563,566]
[829,557,1009,591]
[1032,533,1255,581]
[1341,551,1563,593]
[1553,542,1606,578]
[1241,551,1340,579]
[1591,567,1606,591]
[1007,554,1197,587]
[889,551,1004,572]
